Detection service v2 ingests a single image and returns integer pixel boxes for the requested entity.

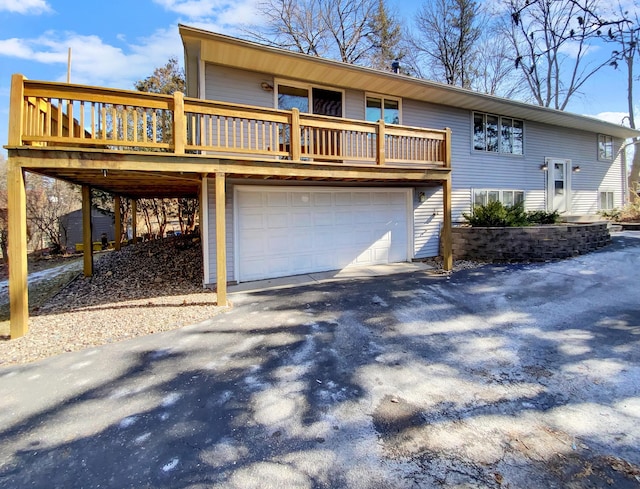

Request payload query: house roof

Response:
[180,24,640,140]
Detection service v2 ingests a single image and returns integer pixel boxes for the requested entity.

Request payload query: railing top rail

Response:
[23,79,174,104]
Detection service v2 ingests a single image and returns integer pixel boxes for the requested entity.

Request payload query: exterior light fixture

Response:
[418,191,426,203]
[260,82,273,91]
[572,165,581,173]
[102,169,108,177]
[540,163,548,171]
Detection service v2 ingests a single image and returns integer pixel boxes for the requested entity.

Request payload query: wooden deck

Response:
[10,75,450,175]
[4,74,453,339]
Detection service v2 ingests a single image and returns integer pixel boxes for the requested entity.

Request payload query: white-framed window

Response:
[365,94,401,124]
[275,79,344,117]
[598,134,614,161]
[473,112,524,155]
[599,190,615,210]
[473,189,525,207]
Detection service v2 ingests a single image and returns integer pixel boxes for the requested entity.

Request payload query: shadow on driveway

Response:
[1,233,639,488]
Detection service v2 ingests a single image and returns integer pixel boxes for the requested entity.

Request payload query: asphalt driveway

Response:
[1,233,639,488]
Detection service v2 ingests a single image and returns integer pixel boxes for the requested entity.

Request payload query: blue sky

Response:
[0,0,632,156]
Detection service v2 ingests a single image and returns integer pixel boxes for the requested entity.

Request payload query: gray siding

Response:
[344,89,364,120]
[205,63,274,107]
[205,177,235,285]
[402,98,624,215]
[414,187,444,258]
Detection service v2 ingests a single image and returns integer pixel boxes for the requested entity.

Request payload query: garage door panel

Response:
[266,213,288,228]
[237,188,409,282]
[267,192,289,206]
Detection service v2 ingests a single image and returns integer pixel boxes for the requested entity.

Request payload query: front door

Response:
[547,158,571,213]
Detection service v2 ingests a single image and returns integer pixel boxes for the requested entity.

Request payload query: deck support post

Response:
[131,199,137,243]
[442,176,453,271]
[377,119,386,166]
[82,185,93,277]
[114,195,121,251]
[7,161,29,338]
[215,172,227,306]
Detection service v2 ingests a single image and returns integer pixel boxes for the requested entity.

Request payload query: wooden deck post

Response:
[377,119,386,166]
[82,185,93,277]
[114,195,121,251]
[8,74,25,147]
[215,172,227,306]
[290,108,301,161]
[442,176,453,271]
[131,199,137,243]
[7,161,29,338]
[444,127,452,169]
[173,91,185,155]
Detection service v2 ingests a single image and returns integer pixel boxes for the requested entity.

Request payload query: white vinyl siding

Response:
[414,187,444,258]
[402,97,624,216]
[205,177,235,286]
[205,63,274,107]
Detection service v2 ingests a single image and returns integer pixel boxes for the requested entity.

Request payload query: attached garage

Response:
[235,186,412,282]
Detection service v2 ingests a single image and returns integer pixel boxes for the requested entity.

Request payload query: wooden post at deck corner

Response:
[82,185,93,277]
[215,172,227,306]
[7,162,29,338]
[173,91,186,155]
[8,74,25,148]
[442,176,453,271]
[444,127,452,169]
[114,195,122,251]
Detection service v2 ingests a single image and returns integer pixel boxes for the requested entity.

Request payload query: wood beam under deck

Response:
[8,148,451,192]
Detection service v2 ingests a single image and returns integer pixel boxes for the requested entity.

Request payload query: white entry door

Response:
[236,187,410,282]
[547,158,571,213]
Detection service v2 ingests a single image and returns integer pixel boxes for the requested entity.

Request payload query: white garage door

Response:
[236,187,410,282]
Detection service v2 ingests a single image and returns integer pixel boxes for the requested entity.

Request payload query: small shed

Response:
[59,207,115,249]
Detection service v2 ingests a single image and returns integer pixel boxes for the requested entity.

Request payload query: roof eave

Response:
[179,24,640,140]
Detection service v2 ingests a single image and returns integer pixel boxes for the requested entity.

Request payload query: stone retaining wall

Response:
[450,222,611,262]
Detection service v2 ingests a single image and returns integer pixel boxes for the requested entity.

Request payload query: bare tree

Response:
[25,173,80,253]
[505,0,617,109]
[601,3,640,199]
[409,0,483,88]
[251,0,327,56]
[250,0,392,65]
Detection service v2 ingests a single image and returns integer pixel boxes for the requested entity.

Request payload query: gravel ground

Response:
[0,237,481,369]
[0,237,225,368]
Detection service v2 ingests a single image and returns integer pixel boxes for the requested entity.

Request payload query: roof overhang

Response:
[180,24,640,140]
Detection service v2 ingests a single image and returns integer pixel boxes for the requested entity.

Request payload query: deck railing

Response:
[9,75,451,168]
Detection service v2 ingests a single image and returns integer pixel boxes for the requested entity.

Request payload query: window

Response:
[366,95,400,124]
[599,191,615,210]
[473,189,525,207]
[473,112,523,155]
[598,135,613,161]
[277,83,343,117]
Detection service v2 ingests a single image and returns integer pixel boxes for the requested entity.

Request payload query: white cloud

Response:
[0,0,51,14]
[0,28,183,89]
[153,0,259,25]
[592,111,630,126]
[153,0,226,18]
